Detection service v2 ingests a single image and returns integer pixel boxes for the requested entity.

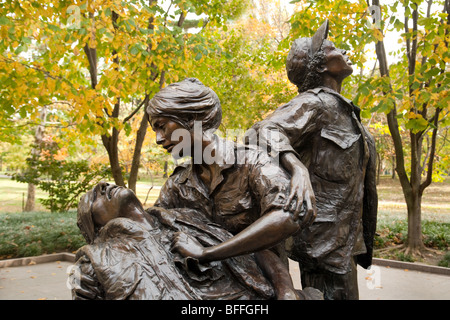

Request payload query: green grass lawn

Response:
[0,175,164,213]
[0,178,49,213]
[0,175,449,265]
[376,176,450,223]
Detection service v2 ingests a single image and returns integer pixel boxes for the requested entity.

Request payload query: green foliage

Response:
[438,251,450,267]
[375,219,449,251]
[395,252,415,262]
[0,0,254,187]
[0,210,86,259]
[422,220,450,250]
[13,139,110,212]
[184,16,296,132]
[0,137,33,172]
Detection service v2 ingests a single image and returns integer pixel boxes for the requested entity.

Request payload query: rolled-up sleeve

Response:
[246,150,291,218]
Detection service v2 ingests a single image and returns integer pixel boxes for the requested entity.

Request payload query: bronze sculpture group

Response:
[70,21,378,301]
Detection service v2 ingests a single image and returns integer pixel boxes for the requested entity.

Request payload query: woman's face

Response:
[321,40,353,79]
[88,182,141,228]
[150,116,189,155]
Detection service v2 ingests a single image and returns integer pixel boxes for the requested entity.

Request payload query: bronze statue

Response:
[71,78,323,300]
[248,20,378,300]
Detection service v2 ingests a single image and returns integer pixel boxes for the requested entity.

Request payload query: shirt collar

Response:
[176,136,236,196]
[309,86,361,121]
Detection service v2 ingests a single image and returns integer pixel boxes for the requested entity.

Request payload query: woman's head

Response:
[146,78,222,134]
[77,182,143,244]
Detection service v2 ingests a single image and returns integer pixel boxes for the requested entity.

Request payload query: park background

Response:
[0,0,449,268]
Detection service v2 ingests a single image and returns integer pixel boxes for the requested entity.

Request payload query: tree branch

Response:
[123,95,150,123]
[409,2,419,77]
[0,56,70,84]
[177,10,186,27]
[111,10,120,119]
[420,107,440,194]
[83,12,98,90]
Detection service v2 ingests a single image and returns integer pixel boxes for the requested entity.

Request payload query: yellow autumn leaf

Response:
[408,112,417,119]
[131,80,139,93]
[373,29,384,41]
[151,37,158,49]
[47,79,56,93]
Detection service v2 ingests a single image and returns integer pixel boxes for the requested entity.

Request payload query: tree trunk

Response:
[102,127,125,187]
[163,160,168,178]
[83,10,127,187]
[404,190,425,255]
[24,107,47,212]
[128,111,149,193]
[376,152,381,185]
[405,133,426,254]
[24,183,35,212]
[391,156,396,179]
[371,0,447,257]
[127,0,159,192]
[405,130,425,255]
[371,0,424,256]
[128,1,175,191]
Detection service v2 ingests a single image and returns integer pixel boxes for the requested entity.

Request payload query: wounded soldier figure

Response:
[70,182,321,300]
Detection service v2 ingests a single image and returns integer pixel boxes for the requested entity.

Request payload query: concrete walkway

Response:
[1,253,449,300]
[289,259,450,300]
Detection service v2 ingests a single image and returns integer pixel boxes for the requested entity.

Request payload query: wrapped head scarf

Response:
[146,78,222,134]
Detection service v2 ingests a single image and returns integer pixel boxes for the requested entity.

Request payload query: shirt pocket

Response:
[320,126,361,149]
[314,126,361,183]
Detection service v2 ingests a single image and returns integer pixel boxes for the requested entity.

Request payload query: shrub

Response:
[438,251,450,268]
[422,221,450,250]
[0,211,86,259]
[375,219,449,251]
[13,139,110,212]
